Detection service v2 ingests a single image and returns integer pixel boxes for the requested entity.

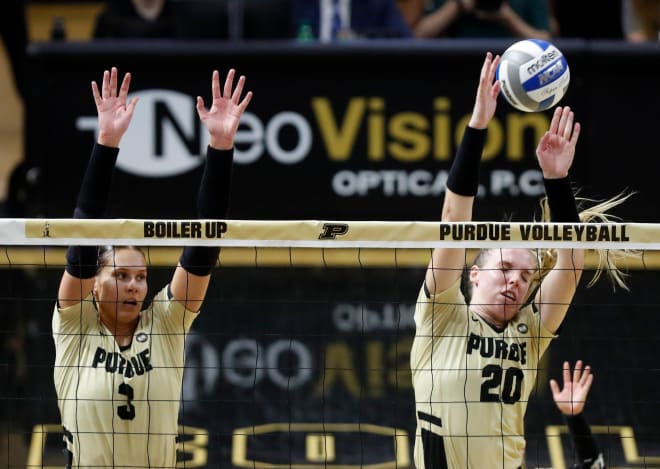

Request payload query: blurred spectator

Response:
[94,0,176,38]
[414,0,551,40]
[623,0,660,42]
[550,0,623,38]
[396,0,427,30]
[0,0,27,100]
[292,0,413,42]
[239,0,295,40]
[96,0,294,40]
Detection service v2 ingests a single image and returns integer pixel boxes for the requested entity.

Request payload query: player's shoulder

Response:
[419,277,464,302]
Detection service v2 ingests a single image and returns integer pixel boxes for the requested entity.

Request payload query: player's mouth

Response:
[502,291,517,303]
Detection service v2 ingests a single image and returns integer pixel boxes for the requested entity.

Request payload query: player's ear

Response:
[469,265,480,286]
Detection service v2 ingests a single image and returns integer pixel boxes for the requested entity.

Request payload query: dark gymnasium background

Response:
[2,34,660,468]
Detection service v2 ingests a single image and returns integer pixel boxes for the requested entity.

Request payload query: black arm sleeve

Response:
[446,127,487,197]
[566,413,605,468]
[543,176,580,223]
[65,143,118,279]
[179,146,233,276]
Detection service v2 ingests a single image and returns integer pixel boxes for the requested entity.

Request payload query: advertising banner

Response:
[23,40,609,222]
[25,41,660,222]
[15,40,660,467]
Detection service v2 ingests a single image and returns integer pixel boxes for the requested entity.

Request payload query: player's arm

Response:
[550,361,605,469]
[171,69,252,312]
[58,67,137,308]
[534,106,584,333]
[426,52,500,295]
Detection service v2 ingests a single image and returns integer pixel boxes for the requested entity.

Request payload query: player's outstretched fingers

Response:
[223,68,236,98]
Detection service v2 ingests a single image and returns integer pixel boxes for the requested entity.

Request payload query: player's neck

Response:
[113,334,134,347]
[471,305,508,332]
[100,316,139,346]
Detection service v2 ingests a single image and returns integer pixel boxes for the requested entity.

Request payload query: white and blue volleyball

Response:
[496,39,570,112]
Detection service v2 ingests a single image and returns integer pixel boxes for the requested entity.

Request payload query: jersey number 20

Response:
[480,364,523,404]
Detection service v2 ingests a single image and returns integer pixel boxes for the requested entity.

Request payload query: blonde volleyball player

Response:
[55,66,251,468]
[411,52,629,469]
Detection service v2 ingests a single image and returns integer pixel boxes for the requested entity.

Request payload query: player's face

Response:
[469,248,535,327]
[94,248,148,329]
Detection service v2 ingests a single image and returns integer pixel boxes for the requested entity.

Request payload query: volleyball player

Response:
[410,52,629,469]
[54,66,251,468]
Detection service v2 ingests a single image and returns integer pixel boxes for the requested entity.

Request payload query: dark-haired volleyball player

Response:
[54,66,251,468]
[410,52,630,469]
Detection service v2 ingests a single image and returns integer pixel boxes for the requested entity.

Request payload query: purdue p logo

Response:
[319,223,349,240]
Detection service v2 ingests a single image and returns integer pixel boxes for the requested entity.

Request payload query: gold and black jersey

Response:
[53,286,198,469]
[411,279,554,469]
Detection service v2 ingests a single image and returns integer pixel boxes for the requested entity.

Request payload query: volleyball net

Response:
[0,219,659,469]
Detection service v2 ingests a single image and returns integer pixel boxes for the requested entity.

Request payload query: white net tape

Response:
[0,219,652,249]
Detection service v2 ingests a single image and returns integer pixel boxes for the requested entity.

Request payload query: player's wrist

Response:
[566,414,601,464]
[76,143,118,217]
[543,176,580,223]
[542,169,569,179]
[446,127,486,196]
[198,146,233,218]
[97,131,121,148]
[209,136,234,151]
[467,118,489,129]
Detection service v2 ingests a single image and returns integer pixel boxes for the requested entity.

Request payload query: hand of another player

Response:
[549,360,594,416]
[92,67,138,148]
[535,106,580,179]
[468,52,500,129]
[196,69,253,150]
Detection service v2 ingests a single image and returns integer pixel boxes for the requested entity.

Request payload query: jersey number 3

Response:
[118,383,136,420]
[480,364,523,404]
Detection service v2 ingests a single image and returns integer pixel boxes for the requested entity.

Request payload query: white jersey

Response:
[53,286,198,468]
[411,279,554,469]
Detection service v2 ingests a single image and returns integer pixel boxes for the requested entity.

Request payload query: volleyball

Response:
[496,39,570,112]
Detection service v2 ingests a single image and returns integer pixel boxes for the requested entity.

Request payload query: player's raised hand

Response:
[549,360,594,416]
[92,67,138,148]
[196,69,253,150]
[468,51,501,129]
[536,106,581,179]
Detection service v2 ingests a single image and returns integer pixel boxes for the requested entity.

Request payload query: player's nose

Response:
[126,276,139,290]
[508,273,521,286]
